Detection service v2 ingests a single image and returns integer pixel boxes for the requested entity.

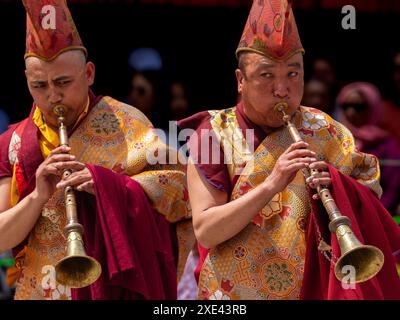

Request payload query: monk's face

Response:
[25,50,95,129]
[236,52,304,129]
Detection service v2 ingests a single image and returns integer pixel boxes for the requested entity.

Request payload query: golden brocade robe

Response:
[198,106,382,300]
[8,97,191,300]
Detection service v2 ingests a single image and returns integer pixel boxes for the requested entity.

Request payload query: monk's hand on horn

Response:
[306,161,332,200]
[266,141,317,193]
[56,165,95,195]
[34,146,80,202]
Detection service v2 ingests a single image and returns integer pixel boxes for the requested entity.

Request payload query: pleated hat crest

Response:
[236,0,304,61]
[23,0,87,61]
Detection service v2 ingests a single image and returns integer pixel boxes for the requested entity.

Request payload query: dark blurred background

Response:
[0,0,399,123]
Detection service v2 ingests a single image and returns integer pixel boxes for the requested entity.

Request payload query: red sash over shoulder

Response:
[72,165,176,300]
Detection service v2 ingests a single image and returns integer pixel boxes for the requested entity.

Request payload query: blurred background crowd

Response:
[1,0,400,300]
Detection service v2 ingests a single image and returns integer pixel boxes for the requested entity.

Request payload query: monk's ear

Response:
[86,61,95,86]
[235,69,244,95]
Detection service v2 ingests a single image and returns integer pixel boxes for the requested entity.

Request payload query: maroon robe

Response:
[72,165,176,300]
[301,165,400,299]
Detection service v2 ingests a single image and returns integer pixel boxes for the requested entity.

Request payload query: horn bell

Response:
[334,226,384,283]
[55,231,102,289]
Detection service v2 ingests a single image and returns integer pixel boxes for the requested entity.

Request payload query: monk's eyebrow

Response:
[288,62,301,68]
[30,80,47,86]
[255,62,276,70]
[52,75,72,82]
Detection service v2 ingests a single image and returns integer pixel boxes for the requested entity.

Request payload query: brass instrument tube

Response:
[52,105,101,288]
[274,102,384,283]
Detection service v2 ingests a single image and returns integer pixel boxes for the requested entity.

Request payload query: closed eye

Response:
[31,83,47,89]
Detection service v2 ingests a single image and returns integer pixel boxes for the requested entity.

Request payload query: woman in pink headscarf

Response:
[337,82,400,219]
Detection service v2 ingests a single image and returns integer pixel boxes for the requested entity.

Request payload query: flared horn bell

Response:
[55,231,102,289]
[334,225,384,283]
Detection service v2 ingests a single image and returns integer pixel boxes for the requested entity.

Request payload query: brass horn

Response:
[53,105,102,288]
[274,102,384,283]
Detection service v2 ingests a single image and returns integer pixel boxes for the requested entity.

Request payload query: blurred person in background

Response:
[126,48,167,129]
[310,57,338,94]
[337,82,400,220]
[0,103,11,303]
[302,78,334,115]
[168,80,190,121]
[382,51,400,145]
[0,251,14,300]
[177,244,199,300]
[127,70,166,128]
[0,108,10,134]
